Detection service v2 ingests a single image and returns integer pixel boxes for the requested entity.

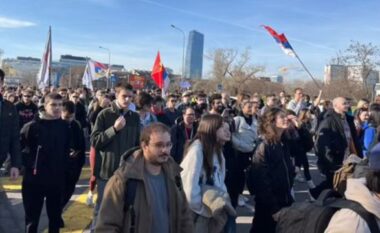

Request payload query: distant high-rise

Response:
[184,30,204,80]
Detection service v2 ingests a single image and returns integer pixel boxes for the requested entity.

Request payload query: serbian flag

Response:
[151,51,169,92]
[262,25,295,57]
[82,60,108,90]
[37,26,52,89]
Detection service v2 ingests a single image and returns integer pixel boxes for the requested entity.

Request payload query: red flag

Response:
[151,51,165,89]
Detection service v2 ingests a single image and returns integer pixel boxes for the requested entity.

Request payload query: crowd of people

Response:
[1,66,380,233]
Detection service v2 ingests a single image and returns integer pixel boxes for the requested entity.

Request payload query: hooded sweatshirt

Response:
[325,178,380,233]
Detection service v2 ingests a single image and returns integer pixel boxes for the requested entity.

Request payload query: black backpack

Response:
[121,147,183,233]
[275,190,380,233]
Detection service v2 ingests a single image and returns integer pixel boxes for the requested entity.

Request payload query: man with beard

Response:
[16,89,38,129]
[192,92,208,120]
[209,93,225,115]
[69,92,88,129]
[95,123,193,233]
[170,106,198,164]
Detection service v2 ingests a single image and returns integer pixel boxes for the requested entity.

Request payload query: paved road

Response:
[0,153,323,233]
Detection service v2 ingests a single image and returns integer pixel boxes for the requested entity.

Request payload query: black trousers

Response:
[22,182,62,233]
[311,172,334,199]
[295,152,311,180]
[62,164,83,209]
[250,204,276,233]
[236,151,252,194]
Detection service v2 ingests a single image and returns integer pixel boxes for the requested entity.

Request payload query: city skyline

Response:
[0,0,379,81]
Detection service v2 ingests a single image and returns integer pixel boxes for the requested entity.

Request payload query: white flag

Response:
[82,61,93,90]
[37,26,52,89]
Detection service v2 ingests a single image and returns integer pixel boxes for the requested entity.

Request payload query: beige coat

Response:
[325,178,380,233]
[95,150,194,233]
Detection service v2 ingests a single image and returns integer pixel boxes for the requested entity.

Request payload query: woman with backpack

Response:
[325,145,380,233]
[246,107,295,233]
[180,114,234,233]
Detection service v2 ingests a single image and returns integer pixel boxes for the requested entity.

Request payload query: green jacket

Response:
[91,101,140,179]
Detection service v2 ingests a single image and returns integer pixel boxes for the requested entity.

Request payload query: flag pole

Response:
[48,26,52,88]
[292,50,321,90]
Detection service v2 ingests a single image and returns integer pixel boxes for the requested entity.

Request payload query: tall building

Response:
[184,30,204,80]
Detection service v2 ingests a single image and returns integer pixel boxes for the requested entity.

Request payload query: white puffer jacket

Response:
[180,140,227,217]
[232,115,258,153]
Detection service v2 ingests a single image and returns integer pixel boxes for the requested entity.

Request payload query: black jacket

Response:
[170,121,198,164]
[315,110,362,174]
[21,118,70,185]
[68,120,86,169]
[0,97,21,168]
[75,102,88,129]
[15,101,38,129]
[247,139,295,215]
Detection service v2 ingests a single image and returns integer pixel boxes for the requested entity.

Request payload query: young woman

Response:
[231,99,258,206]
[362,105,380,157]
[180,114,232,232]
[354,107,369,135]
[247,107,294,233]
[285,109,315,188]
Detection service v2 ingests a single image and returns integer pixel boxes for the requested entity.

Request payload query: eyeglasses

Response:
[149,142,173,149]
[170,99,177,103]
[23,95,32,98]
[72,96,79,99]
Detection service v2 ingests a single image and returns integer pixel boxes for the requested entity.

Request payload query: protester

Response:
[231,99,258,206]
[90,83,140,232]
[311,97,362,199]
[164,94,181,127]
[260,93,277,115]
[325,145,380,233]
[181,114,234,232]
[247,107,294,233]
[95,123,193,233]
[285,109,315,188]
[16,89,38,129]
[177,90,193,113]
[170,106,198,164]
[21,93,70,233]
[362,104,380,157]
[287,88,307,115]
[135,91,157,129]
[0,68,21,179]
[60,101,85,225]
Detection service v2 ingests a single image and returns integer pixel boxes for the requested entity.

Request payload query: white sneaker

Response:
[307,180,316,189]
[86,192,94,206]
[238,195,246,206]
[295,173,305,183]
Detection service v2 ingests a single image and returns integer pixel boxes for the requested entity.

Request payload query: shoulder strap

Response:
[124,178,138,233]
[329,199,380,233]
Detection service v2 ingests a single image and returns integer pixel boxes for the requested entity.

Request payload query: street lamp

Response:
[99,46,111,89]
[170,24,186,80]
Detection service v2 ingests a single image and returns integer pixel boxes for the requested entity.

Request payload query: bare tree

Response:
[330,41,380,98]
[205,47,273,95]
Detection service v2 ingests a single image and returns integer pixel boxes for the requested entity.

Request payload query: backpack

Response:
[333,154,369,196]
[275,189,380,233]
[120,146,184,233]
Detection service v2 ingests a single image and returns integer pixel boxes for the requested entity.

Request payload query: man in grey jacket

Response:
[90,83,140,232]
